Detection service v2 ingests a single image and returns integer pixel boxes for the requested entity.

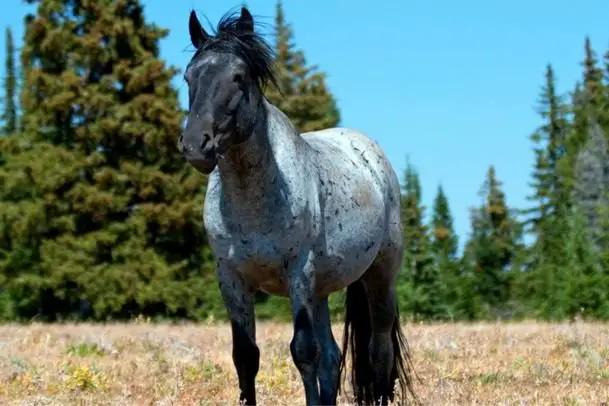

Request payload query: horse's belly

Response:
[317,237,382,294]
[312,210,385,296]
[227,231,382,298]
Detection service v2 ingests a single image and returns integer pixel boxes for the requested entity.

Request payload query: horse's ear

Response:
[236,7,254,33]
[189,10,210,49]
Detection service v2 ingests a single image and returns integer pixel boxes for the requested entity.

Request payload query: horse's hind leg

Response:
[363,274,398,405]
[313,296,341,405]
[362,255,415,405]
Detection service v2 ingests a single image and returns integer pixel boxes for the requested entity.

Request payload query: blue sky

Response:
[1,0,607,248]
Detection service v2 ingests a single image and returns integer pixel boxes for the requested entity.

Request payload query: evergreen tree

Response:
[1,27,17,134]
[264,0,340,133]
[581,37,605,117]
[525,64,570,231]
[521,65,573,316]
[398,159,436,319]
[572,119,609,246]
[518,204,572,319]
[519,45,609,320]
[428,185,462,319]
[563,207,609,319]
[569,81,588,152]
[0,0,214,321]
[430,185,458,259]
[464,166,522,317]
[523,206,609,320]
[567,40,607,182]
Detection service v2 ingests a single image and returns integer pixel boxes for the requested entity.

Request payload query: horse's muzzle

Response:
[185,152,217,174]
[178,134,218,174]
[180,145,217,174]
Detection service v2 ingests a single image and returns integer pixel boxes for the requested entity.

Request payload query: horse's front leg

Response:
[217,260,259,405]
[288,250,322,405]
[314,297,341,405]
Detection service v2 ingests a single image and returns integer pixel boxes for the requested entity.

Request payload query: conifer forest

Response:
[1,0,609,326]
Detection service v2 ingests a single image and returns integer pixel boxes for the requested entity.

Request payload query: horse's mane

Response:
[192,9,279,92]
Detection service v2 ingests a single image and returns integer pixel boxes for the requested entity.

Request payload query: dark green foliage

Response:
[430,185,458,259]
[0,0,215,321]
[428,185,463,319]
[519,205,609,320]
[581,37,605,117]
[463,167,523,318]
[525,64,570,229]
[398,160,437,319]
[1,27,17,134]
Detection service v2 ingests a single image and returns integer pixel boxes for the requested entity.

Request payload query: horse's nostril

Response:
[200,132,211,148]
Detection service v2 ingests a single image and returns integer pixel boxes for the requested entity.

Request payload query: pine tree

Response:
[430,185,458,259]
[399,159,436,319]
[464,166,522,317]
[572,119,609,245]
[429,185,462,319]
[522,65,573,314]
[565,40,607,183]
[264,0,340,133]
[1,27,17,134]
[581,37,605,116]
[525,206,609,320]
[518,204,572,319]
[0,0,214,320]
[525,64,570,232]
[569,81,588,150]
[564,207,609,319]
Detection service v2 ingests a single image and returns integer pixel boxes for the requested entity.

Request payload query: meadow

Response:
[1,319,608,405]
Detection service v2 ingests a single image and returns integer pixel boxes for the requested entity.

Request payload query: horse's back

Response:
[302,127,400,198]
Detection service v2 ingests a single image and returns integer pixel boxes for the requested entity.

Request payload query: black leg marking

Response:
[314,297,341,405]
[218,264,259,405]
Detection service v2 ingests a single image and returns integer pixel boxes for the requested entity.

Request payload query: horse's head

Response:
[179,7,277,174]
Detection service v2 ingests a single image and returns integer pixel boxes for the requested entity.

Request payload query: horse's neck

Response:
[217,100,308,208]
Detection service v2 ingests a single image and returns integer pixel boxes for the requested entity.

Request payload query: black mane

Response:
[192,10,278,92]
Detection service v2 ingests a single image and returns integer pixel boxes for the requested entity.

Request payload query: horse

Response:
[178,7,417,405]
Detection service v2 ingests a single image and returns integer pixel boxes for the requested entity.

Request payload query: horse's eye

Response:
[233,74,243,83]
[226,90,242,113]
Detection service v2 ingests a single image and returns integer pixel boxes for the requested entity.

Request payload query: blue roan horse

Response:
[178,7,417,406]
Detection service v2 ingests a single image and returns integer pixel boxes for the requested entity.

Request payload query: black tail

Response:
[338,280,375,404]
[337,280,418,405]
[390,302,418,405]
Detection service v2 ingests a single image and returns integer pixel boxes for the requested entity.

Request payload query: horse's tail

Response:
[338,279,375,405]
[391,300,418,405]
[337,279,418,405]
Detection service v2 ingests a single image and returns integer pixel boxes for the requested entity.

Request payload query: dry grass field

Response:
[1,319,609,405]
